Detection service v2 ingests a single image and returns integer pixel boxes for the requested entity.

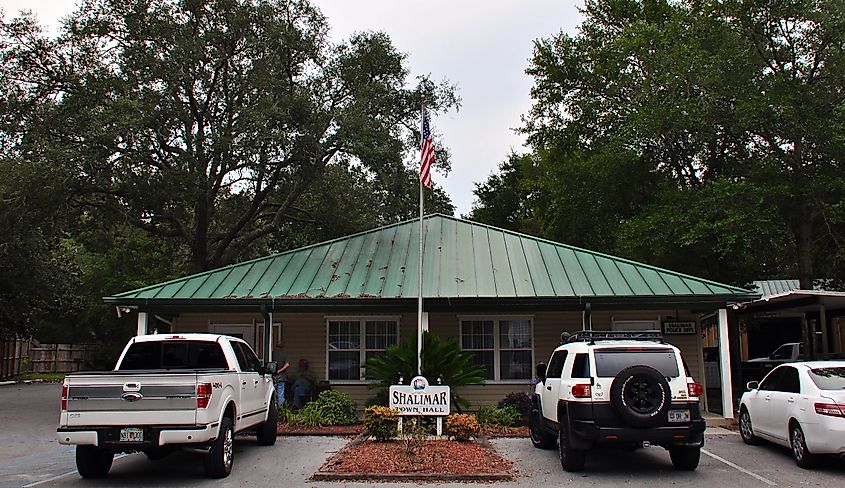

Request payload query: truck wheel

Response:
[558,426,586,472]
[529,410,556,450]
[669,446,700,470]
[256,397,278,446]
[204,417,234,478]
[76,446,114,478]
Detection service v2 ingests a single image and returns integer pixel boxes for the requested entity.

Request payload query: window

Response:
[759,367,785,391]
[460,317,533,381]
[119,341,227,370]
[809,367,845,390]
[327,318,398,381]
[546,351,568,379]
[571,353,591,378]
[594,348,680,378]
[780,366,801,394]
[232,342,261,373]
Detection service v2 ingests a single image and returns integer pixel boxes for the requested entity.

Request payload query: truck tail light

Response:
[814,402,844,418]
[61,384,68,412]
[572,384,591,398]
[687,382,703,398]
[197,383,212,409]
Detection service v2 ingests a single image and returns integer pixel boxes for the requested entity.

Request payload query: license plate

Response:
[120,428,144,442]
[668,409,690,423]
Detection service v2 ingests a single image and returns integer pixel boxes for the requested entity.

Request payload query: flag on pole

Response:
[420,110,435,188]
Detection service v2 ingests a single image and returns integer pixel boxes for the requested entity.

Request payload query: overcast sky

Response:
[0,0,584,216]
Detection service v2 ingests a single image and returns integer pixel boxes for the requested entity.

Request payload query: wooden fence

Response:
[0,337,94,379]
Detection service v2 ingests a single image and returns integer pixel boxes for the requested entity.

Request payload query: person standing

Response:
[292,359,317,409]
[272,341,290,405]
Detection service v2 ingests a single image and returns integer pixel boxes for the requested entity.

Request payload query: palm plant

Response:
[365,331,486,411]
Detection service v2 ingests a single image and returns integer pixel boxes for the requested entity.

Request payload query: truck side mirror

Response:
[746,381,759,391]
[536,363,547,382]
[261,361,277,377]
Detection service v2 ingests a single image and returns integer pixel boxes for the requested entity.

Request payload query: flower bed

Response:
[480,425,528,438]
[312,436,514,482]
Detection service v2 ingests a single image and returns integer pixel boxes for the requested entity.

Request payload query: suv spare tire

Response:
[609,365,671,428]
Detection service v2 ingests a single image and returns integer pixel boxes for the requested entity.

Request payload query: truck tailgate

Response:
[64,373,199,427]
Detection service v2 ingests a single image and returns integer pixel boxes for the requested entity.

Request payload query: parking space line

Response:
[701,448,777,486]
[22,454,128,488]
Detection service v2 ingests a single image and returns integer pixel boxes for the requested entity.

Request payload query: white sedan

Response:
[739,361,845,468]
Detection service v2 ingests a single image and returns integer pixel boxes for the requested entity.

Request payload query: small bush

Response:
[446,413,479,441]
[476,405,521,427]
[364,388,389,408]
[281,390,358,426]
[497,391,533,424]
[364,406,399,441]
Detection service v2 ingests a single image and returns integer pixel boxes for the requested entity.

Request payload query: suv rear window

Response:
[119,341,228,370]
[594,348,680,378]
[808,367,845,390]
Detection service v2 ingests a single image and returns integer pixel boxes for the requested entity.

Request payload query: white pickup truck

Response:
[57,333,278,479]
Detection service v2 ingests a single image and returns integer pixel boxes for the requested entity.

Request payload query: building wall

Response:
[172,308,704,410]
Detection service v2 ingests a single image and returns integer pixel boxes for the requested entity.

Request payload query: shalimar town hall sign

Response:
[389,376,450,416]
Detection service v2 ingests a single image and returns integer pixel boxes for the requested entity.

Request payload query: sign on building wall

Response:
[662,320,696,335]
[389,376,450,416]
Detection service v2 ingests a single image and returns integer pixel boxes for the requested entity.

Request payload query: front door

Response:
[211,324,255,350]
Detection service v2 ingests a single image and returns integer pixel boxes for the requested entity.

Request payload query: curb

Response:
[0,381,15,386]
[0,379,47,386]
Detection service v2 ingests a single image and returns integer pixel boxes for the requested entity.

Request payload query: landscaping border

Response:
[310,433,516,482]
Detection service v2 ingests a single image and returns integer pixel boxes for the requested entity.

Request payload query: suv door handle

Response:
[546,385,551,391]
[242,381,247,386]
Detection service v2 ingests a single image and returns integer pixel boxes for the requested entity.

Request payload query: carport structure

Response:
[105,214,757,417]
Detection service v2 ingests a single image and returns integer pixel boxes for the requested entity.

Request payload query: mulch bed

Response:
[277,423,365,436]
[312,436,515,482]
[480,425,528,438]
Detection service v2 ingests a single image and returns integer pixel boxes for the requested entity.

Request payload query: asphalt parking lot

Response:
[2,383,843,487]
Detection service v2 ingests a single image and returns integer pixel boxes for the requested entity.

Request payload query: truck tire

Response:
[558,424,586,472]
[76,446,114,478]
[529,409,556,449]
[669,446,700,470]
[256,397,278,446]
[204,417,234,478]
[609,365,671,428]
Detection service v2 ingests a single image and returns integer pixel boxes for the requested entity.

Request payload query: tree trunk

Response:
[794,202,814,290]
[191,195,210,273]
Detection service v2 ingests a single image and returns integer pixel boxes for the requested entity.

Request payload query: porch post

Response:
[819,304,828,354]
[717,308,734,418]
[261,305,272,363]
[137,312,149,336]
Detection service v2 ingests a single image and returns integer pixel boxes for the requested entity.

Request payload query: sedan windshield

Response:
[808,367,845,390]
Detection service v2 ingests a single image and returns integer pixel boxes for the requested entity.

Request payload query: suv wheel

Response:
[609,365,671,428]
[669,446,700,470]
[529,410,556,450]
[558,425,586,472]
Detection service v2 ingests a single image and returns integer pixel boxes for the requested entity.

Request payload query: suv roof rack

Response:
[561,330,665,345]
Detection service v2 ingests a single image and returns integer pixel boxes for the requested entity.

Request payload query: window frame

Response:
[324,315,400,384]
[458,315,534,383]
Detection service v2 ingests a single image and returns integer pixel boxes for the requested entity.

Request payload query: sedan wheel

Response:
[790,423,818,469]
[739,408,760,445]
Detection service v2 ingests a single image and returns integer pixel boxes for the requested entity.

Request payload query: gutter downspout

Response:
[261,304,271,365]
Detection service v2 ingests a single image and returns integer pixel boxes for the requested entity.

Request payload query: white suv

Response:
[529,331,705,472]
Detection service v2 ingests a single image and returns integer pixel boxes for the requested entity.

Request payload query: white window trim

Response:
[458,315,534,384]
[324,316,400,384]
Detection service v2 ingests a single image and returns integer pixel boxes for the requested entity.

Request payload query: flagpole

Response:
[417,101,425,377]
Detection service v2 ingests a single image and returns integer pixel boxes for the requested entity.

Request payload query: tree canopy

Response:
[472,0,845,288]
[0,0,457,340]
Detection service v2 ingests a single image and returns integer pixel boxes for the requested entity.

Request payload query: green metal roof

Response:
[108,214,754,302]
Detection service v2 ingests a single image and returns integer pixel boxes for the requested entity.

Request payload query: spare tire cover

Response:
[609,365,671,428]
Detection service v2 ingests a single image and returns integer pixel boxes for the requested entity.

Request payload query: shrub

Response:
[497,391,533,424]
[446,413,479,441]
[364,388,389,408]
[281,390,358,426]
[364,406,399,441]
[476,405,521,427]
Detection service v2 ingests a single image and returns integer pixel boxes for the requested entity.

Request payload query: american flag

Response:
[420,110,435,188]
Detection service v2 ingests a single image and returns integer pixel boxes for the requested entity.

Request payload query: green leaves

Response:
[364,331,486,410]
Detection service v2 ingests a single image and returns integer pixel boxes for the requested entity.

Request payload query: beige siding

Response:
[172,307,705,409]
